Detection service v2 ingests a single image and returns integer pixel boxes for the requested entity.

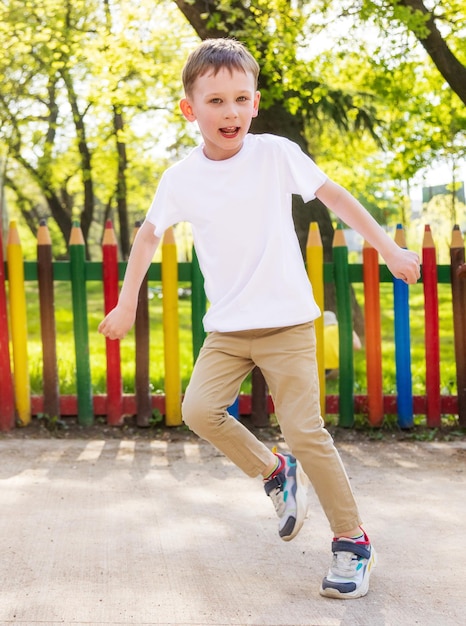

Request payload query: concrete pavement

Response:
[0,436,464,625]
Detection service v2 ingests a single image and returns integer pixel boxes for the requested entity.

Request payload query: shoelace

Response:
[268,486,286,516]
[331,550,362,577]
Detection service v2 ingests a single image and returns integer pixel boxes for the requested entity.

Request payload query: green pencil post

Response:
[69,221,94,426]
[333,225,354,427]
[191,246,206,362]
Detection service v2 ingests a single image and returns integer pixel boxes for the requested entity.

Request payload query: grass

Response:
[21,275,458,411]
[25,280,194,395]
[318,281,457,401]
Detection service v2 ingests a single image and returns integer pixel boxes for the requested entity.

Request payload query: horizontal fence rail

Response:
[0,218,465,432]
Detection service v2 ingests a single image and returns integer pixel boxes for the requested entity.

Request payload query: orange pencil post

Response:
[422,225,441,427]
[362,240,384,426]
[102,220,123,425]
[306,222,325,416]
[37,219,60,419]
[7,220,31,425]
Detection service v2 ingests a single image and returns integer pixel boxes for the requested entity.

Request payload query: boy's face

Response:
[180,67,260,161]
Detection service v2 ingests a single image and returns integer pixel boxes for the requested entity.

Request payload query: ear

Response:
[252,90,261,119]
[180,98,196,122]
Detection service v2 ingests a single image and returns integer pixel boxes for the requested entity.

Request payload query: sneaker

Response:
[319,531,376,599]
[263,453,309,541]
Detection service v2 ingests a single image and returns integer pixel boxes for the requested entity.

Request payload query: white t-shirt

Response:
[146,133,327,332]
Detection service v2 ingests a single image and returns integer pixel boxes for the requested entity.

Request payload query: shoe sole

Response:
[280,459,309,542]
[319,547,377,599]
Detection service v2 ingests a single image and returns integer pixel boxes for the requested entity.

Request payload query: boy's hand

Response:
[384,248,421,284]
[98,304,136,340]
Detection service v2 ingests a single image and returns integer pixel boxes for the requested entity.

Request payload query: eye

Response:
[237,96,248,102]
[209,98,222,104]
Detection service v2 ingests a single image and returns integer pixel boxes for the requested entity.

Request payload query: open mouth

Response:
[220,126,240,138]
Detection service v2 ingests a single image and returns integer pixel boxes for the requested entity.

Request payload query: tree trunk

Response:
[10,155,73,245]
[113,108,130,260]
[60,67,94,255]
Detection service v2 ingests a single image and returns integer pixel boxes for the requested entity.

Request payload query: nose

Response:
[224,102,238,119]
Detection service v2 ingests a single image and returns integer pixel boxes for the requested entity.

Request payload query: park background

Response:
[0,0,465,434]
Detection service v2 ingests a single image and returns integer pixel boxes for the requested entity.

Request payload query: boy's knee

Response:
[182,393,228,438]
[182,394,210,436]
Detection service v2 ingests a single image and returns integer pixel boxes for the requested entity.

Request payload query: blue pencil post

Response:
[393,224,413,428]
[228,397,239,419]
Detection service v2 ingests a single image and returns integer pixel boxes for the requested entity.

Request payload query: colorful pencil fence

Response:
[393,224,414,428]
[133,221,152,427]
[450,225,466,422]
[422,225,441,427]
[69,222,94,426]
[162,227,182,427]
[0,219,464,432]
[102,220,123,425]
[332,225,355,427]
[306,222,325,416]
[362,240,383,427]
[7,221,31,425]
[37,219,60,420]
[0,221,15,431]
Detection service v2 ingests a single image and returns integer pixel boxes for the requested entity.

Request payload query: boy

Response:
[99,38,420,599]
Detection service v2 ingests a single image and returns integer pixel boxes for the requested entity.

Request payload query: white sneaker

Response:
[320,531,376,599]
[263,453,309,541]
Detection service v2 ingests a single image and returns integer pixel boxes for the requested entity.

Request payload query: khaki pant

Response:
[182,321,362,534]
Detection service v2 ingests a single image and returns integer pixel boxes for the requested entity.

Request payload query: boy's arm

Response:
[316,179,420,284]
[98,220,161,340]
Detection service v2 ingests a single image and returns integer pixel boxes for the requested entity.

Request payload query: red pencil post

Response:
[102,220,123,425]
[0,228,15,431]
[422,225,441,427]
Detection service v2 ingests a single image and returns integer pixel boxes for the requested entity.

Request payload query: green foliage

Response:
[25,280,194,395]
[411,194,466,264]
[1,0,465,255]
[349,282,457,398]
[0,0,196,255]
[295,1,465,225]
[36,413,68,432]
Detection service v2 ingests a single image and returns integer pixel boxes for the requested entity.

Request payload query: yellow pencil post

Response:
[7,220,31,425]
[306,222,325,416]
[162,227,182,426]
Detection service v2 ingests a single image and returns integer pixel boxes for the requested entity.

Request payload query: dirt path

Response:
[0,427,464,625]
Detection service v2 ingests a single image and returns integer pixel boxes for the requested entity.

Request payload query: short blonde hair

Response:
[182,38,260,96]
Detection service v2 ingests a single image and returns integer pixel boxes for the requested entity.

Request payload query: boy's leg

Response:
[253,322,361,534]
[254,322,376,598]
[182,330,309,540]
[182,330,273,477]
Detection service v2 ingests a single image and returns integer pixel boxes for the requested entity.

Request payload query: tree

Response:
[0,1,96,251]
[391,0,466,105]
[172,0,465,332]
[173,0,466,191]
[0,0,194,257]
[1,0,463,269]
